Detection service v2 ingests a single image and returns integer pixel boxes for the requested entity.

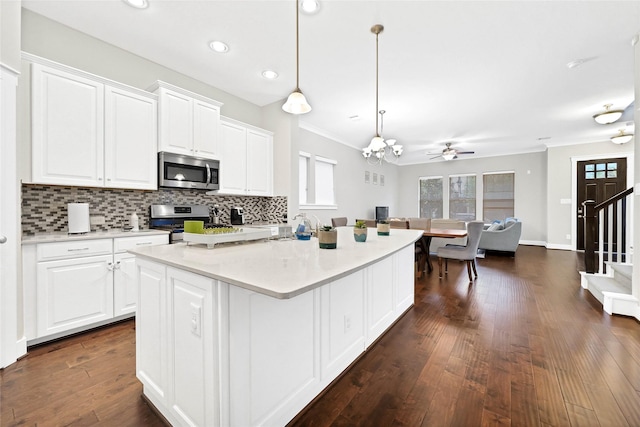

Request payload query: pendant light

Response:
[361,24,402,165]
[282,0,312,114]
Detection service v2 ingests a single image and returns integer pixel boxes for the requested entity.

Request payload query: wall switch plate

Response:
[344,314,351,333]
[90,215,105,225]
[190,303,201,337]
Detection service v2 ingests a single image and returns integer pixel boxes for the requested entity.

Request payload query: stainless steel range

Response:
[149,204,227,243]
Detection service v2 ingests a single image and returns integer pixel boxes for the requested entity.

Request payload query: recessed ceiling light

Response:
[300,0,320,14]
[209,41,229,53]
[262,70,279,80]
[122,0,149,9]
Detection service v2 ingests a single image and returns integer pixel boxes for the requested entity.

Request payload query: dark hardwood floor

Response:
[3,246,640,426]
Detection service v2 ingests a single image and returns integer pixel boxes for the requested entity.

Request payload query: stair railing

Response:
[583,187,634,274]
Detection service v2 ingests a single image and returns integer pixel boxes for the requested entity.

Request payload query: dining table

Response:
[419,228,468,273]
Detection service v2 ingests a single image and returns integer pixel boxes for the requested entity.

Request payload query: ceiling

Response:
[22,0,640,165]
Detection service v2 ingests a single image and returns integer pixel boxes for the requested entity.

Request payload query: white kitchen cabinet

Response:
[219,117,273,196]
[29,56,158,190]
[152,81,223,159]
[104,86,157,190]
[22,232,168,345]
[31,62,104,187]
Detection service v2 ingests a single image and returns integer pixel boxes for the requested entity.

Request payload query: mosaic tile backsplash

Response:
[22,184,288,235]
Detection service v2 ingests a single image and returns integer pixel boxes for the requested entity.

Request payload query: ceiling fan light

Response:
[611,132,633,144]
[282,90,312,114]
[442,152,456,161]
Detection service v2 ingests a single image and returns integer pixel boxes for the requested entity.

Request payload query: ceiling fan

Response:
[429,142,475,161]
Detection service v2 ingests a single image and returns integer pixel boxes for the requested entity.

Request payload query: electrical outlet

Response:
[190,303,201,337]
[344,314,351,333]
[566,234,571,240]
[90,215,105,225]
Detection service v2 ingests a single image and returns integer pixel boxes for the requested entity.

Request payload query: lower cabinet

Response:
[135,245,414,427]
[23,233,168,344]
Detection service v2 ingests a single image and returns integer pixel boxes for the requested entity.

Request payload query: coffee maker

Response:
[230,207,244,225]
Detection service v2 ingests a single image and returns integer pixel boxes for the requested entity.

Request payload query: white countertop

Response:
[129,227,423,299]
[22,229,170,245]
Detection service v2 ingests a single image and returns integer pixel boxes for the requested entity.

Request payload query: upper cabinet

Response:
[30,56,158,190]
[219,117,273,197]
[150,81,223,159]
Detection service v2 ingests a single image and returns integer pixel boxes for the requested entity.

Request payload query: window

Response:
[315,156,336,206]
[299,152,336,208]
[449,175,476,221]
[299,152,310,204]
[419,177,443,218]
[483,172,514,221]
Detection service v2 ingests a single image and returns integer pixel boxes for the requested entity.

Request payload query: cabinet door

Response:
[246,129,273,196]
[158,88,192,155]
[167,268,218,427]
[104,86,158,190]
[31,63,104,187]
[192,99,220,159]
[36,254,114,337]
[114,253,137,316]
[365,256,395,347]
[219,120,247,194]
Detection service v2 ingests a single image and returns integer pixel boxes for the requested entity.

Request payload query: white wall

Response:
[297,128,400,227]
[397,152,547,244]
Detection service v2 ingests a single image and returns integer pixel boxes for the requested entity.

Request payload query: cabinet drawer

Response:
[114,234,168,253]
[37,239,112,261]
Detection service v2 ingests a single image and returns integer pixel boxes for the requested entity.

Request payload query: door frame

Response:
[571,152,634,251]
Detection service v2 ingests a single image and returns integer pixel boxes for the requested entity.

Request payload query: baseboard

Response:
[519,240,547,247]
[546,243,573,250]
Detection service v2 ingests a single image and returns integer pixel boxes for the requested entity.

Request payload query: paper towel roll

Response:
[68,203,90,234]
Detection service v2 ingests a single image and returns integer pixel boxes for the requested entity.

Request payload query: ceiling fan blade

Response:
[456,151,475,155]
[429,154,442,160]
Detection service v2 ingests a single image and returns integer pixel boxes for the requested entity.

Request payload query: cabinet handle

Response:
[68,247,90,252]
[107,262,114,271]
[136,242,153,245]
[115,261,121,270]
[0,236,6,244]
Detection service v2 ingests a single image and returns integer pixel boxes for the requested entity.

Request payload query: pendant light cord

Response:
[375,28,379,137]
[296,0,300,91]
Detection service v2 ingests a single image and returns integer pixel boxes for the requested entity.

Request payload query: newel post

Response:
[583,200,597,273]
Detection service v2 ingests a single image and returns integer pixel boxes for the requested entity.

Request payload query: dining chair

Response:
[356,219,377,228]
[408,218,431,278]
[331,217,348,227]
[390,219,409,229]
[436,221,484,282]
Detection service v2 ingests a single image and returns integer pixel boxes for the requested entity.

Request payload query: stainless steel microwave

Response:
[158,152,220,190]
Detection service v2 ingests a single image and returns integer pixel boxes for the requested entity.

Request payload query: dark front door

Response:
[576,157,626,250]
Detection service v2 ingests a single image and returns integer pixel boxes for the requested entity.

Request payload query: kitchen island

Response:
[130,227,422,427]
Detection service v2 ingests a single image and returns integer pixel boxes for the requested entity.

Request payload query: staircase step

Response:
[586,275,631,294]
[607,263,632,287]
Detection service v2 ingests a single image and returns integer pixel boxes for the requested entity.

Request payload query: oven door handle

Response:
[206,163,211,185]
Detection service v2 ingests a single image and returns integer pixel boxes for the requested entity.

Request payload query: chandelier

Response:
[361,24,402,165]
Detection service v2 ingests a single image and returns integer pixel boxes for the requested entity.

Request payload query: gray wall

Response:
[397,152,547,244]
[0,1,21,70]
[298,128,400,227]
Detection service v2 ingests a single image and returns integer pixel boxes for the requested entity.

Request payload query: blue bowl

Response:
[295,233,311,240]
